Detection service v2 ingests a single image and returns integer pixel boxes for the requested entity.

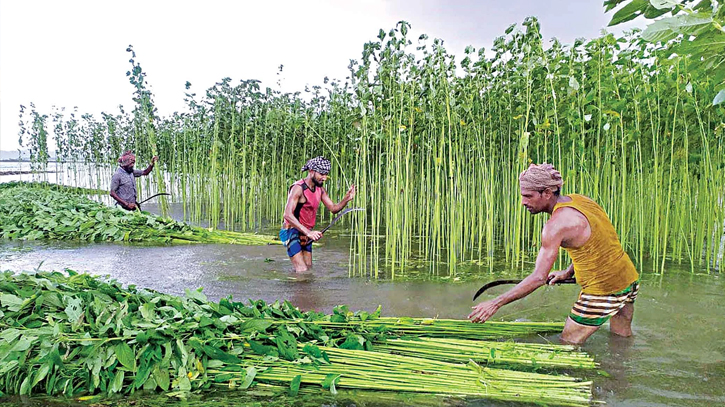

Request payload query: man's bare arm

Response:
[140,156,158,176]
[468,216,566,323]
[548,263,575,284]
[110,190,134,209]
[320,184,355,214]
[491,231,561,306]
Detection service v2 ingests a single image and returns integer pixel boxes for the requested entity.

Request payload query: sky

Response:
[0,0,644,152]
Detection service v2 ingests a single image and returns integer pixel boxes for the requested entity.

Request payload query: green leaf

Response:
[339,334,365,350]
[184,287,207,303]
[139,302,155,320]
[641,13,713,42]
[153,365,170,391]
[568,76,580,91]
[20,375,32,395]
[609,0,649,26]
[115,342,136,370]
[241,366,256,389]
[143,377,157,391]
[650,0,680,10]
[10,335,38,352]
[202,345,242,364]
[370,305,382,320]
[289,374,301,396]
[199,315,214,327]
[213,373,235,382]
[597,369,614,378]
[133,361,153,389]
[713,89,725,105]
[31,363,50,387]
[0,328,22,343]
[329,314,346,323]
[177,375,192,391]
[64,296,83,324]
[248,340,279,358]
[0,293,24,311]
[302,343,323,358]
[0,360,18,375]
[239,319,273,333]
[321,373,340,395]
[110,370,125,394]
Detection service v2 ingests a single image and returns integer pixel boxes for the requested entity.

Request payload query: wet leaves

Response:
[0,184,278,246]
[0,271,596,405]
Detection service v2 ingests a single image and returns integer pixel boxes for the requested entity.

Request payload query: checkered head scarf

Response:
[118,150,136,166]
[301,156,331,175]
[519,163,563,192]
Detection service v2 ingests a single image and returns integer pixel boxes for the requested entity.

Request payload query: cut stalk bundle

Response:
[376,337,597,369]
[214,346,595,407]
[0,183,278,245]
[312,317,565,340]
[0,271,597,406]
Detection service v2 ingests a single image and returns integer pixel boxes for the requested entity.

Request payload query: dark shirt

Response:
[110,167,144,204]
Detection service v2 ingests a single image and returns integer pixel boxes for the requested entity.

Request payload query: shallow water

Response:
[1,203,724,406]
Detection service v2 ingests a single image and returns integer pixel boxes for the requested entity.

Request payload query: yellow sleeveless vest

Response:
[553,194,639,294]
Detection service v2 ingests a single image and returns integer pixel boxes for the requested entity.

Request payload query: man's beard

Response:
[312,178,324,187]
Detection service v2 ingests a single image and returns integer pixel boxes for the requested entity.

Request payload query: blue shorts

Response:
[279,228,312,257]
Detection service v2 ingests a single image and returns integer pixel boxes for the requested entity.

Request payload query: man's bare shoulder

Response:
[288,184,304,198]
[552,206,588,223]
[547,207,588,234]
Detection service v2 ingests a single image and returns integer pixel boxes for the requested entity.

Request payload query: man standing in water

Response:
[469,163,640,344]
[110,150,158,211]
[280,156,355,272]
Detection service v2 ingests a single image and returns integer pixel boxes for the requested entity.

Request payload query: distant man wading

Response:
[280,156,355,272]
[469,163,640,344]
[110,151,158,211]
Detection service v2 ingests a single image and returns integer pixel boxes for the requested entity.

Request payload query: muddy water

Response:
[1,203,724,406]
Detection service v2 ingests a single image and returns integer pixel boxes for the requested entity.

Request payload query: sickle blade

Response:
[472,277,577,301]
[472,279,522,301]
[138,192,172,205]
[320,207,364,234]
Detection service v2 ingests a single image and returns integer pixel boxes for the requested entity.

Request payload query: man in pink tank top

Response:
[280,156,355,272]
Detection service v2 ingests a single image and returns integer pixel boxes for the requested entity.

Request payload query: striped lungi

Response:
[569,280,640,326]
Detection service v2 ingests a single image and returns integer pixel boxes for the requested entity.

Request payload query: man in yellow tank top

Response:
[469,163,640,344]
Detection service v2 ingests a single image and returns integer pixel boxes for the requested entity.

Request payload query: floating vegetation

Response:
[0,271,598,405]
[0,183,278,245]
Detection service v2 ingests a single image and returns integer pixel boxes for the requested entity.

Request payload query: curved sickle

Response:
[472,277,576,301]
[320,207,365,234]
[138,192,172,205]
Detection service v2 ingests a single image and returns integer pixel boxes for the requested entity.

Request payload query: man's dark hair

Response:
[539,188,560,196]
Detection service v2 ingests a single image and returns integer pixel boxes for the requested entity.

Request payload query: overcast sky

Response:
[0,0,643,152]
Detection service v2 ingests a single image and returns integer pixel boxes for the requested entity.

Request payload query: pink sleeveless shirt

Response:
[287,179,322,230]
